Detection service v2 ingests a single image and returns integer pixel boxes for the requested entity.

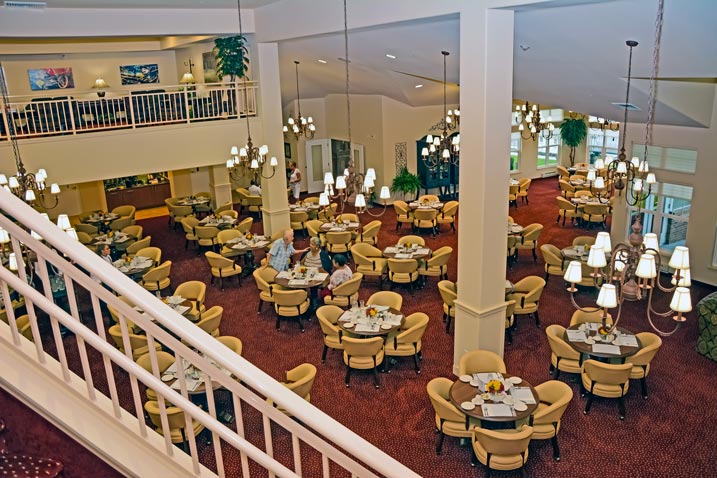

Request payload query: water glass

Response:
[359,300,365,309]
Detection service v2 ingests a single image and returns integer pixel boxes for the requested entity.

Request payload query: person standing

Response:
[288,162,302,203]
[265,229,306,272]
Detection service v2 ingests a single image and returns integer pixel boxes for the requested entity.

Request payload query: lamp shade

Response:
[595,232,612,253]
[670,287,692,313]
[24,190,36,202]
[643,233,659,254]
[179,72,196,84]
[92,77,109,89]
[319,193,329,207]
[269,156,278,167]
[594,158,605,169]
[616,162,627,174]
[594,177,605,189]
[250,159,259,169]
[587,170,597,182]
[669,246,690,270]
[56,214,71,230]
[671,268,691,287]
[596,284,618,308]
[50,183,61,194]
[8,253,19,272]
[230,146,239,156]
[324,172,334,185]
[635,254,657,279]
[587,246,607,268]
[563,261,582,284]
[226,159,234,168]
[421,147,429,157]
[366,168,376,180]
[0,175,7,185]
[8,176,19,189]
[335,176,347,190]
[363,176,374,188]
[354,194,366,208]
[259,145,269,156]
[0,227,9,243]
[379,186,390,200]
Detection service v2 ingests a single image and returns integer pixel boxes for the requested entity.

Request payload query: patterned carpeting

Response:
[2,177,716,478]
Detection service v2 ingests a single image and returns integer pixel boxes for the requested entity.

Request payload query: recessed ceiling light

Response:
[415,84,423,88]
[317,59,327,64]
[385,54,397,59]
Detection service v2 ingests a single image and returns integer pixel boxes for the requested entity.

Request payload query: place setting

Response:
[338,302,403,334]
[454,373,536,419]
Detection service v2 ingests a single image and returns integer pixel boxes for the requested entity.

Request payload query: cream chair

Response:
[393,200,413,232]
[77,230,94,246]
[214,202,234,215]
[458,350,507,375]
[219,209,239,220]
[278,363,317,411]
[532,380,573,461]
[289,211,309,238]
[398,234,425,247]
[111,205,136,221]
[273,289,310,332]
[235,217,253,235]
[418,194,439,203]
[556,196,579,227]
[540,244,566,282]
[504,300,517,344]
[383,312,429,373]
[174,280,206,322]
[505,276,546,327]
[108,324,162,359]
[572,236,596,247]
[507,236,518,268]
[121,224,143,240]
[253,266,279,313]
[437,200,458,233]
[109,216,133,231]
[557,165,570,181]
[427,377,472,454]
[508,183,519,208]
[387,258,419,295]
[245,196,263,219]
[438,280,457,333]
[136,351,175,401]
[325,231,353,255]
[217,229,243,259]
[181,216,200,250]
[139,261,172,294]
[517,178,532,204]
[194,305,223,337]
[581,203,609,229]
[323,273,363,307]
[136,246,162,267]
[0,296,25,325]
[351,243,387,288]
[306,219,326,246]
[582,360,632,420]
[75,222,99,236]
[14,314,34,341]
[195,225,220,252]
[144,401,205,453]
[472,425,533,475]
[336,213,359,224]
[234,187,250,214]
[205,251,242,290]
[316,305,345,363]
[412,208,438,237]
[419,246,452,283]
[342,336,385,388]
[356,220,381,245]
[166,200,194,229]
[125,236,152,257]
[366,291,403,311]
[574,189,593,199]
[627,332,662,399]
[516,223,543,262]
[569,309,613,327]
[107,295,137,326]
[318,202,337,222]
[546,324,582,379]
[559,179,576,198]
[217,336,243,355]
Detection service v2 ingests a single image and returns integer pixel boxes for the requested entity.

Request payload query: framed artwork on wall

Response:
[202,51,219,83]
[284,142,292,159]
[28,68,75,91]
[119,63,159,85]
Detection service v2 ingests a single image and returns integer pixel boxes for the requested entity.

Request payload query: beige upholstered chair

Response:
[557,165,570,181]
[569,309,613,327]
[174,280,206,322]
[545,324,582,380]
[398,235,425,246]
[235,217,253,234]
[316,305,345,362]
[75,222,99,236]
[574,189,593,199]
[541,244,566,282]
[234,188,250,214]
[109,216,133,231]
[14,314,34,341]
[458,350,507,375]
[323,273,363,307]
[572,236,596,247]
[508,184,519,207]
[214,202,234,215]
[559,180,576,198]
[273,289,310,332]
[356,220,381,245]
[192,191,213,216]
[427,377,472,454]
[516,223,543,262]
[532,380,573,461]
[125,236,152,257]
[194,305,223,337]
[0,296,25,325]
[581,204,609,229]
[505,276,546,327]
[195,225,220,252]
[418,194,439,203]
[582,360,632,420]
[144,400,205,453]
[471,425,533,475]
[289,211,309,238]
[246,196,263,219]
[342,336,385,388]
[107,296,136,326]
[393,200,413,232]
[419,246,452,283]
[366,291,403,311]
[218,209,238,220]
[413,208,438,236]
[217,229,243,259]
[438,280,457,333]
[504,300,517,344]
[253,267,279,313]
[306,219,326,246]
[136,351,175,401]
[318,203,337,222]
[77,230,94,246]
[136,246,162,267]
[111,205,136,220]
[437,200,458,233]
[217,336,243,355]
[325,231,353,255]
[336,213,359,224]
[351,243,387,287]
[556,196,579,227]
[517,178,532,204]
[383,312,428,373]
[280,363,317,404]
[139,261,172,294]
[387,258,419,295]
[181,216,200,250]
[507,236,518,267]
[627,332,662,399]
[166,200,194,229]
[108,324,161,359]
[205,251,242,290]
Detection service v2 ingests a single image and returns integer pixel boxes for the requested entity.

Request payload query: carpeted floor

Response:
[2,177,716,478]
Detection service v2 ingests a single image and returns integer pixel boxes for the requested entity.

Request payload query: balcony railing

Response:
[0,82,257,140]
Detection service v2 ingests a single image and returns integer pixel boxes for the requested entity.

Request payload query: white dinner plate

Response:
[514,400,528,412]
[507,376,522,385]
[380,323,392,330]
[459,375,472,383]
[161,374,174,382]
[469,379,481,387]
[503,396,515,406]
[585,338,596,345]
[343,323,354,328]
[471,396,484,405]
[460,401,476,411]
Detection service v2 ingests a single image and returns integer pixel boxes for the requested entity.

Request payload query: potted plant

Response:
[213,35,250,82]
[390,168,422,201]
[560,117,588,167]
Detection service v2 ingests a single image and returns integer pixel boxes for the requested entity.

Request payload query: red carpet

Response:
[2,177,716,478]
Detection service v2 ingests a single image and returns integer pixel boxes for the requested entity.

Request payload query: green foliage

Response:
[213,35,250,82]
[390,168,422,200]
[560,118,588,166]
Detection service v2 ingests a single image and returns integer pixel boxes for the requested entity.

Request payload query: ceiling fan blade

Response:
[393,70,459,87]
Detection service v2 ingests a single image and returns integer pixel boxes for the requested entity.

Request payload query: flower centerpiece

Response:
[299,266,307,275]
[598,325,612,341]
[422,198,430,205]
[485,379,505,400]
[365,307,378,318]
[246,232,254,241]
[336,217,344,225]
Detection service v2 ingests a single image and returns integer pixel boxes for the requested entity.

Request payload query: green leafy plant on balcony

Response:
[214,35,250,82]
[390,168,422,201]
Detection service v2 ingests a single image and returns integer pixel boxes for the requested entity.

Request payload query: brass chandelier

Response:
[420,51,459,171]
[283,61,315,140]
[514,100,555,141]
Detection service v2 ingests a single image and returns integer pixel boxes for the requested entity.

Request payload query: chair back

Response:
[556,196,578,212]
[342,336,384,357]
[196,306,223,335]
[474,425,533,458]
[196,225,219,241]
[393,200,410,216]
[458,350,507,375]
[628,332,662,367]
[513,276,546,304]
[572,236,596,247]
[395,313,429,345]
[398,235,425,246]
[418,194,439,203]
[136,350,175,374]
[217,228,242,245]
[583,360,632,386]
[358,220,381,243]
[75,223,99,235]
[112,205,136,218]
[520,223,543,242]
[236,217,253,234]
[337,213,359,223]
[545,324,580,360]
[217,336,243,355]
[574,190,593,199]
[284,363,317,401]
[109,216,133,231]
[290,211,309,225]
[77,231,93,245]
[427,377,466,423]
[175,280,206,304]
[205,251,233,269]
[331,272,363,296]
[136,246,162,266]
[533,380,573,426]
[273,288,309,307]
[215,202,234,214]
[366,291,403,310]
[141,260,172,284]
[126,236,152,255]
[540,244,564,267]
[427,246,453,268]
[253,267,278,292]
[569,310,613,326]
[440,201,459,218]
[220,209,239,220]
[121,224,143,239]
[181,216,200,234]
[388,258,418,275]
[414,209,438,221]
[325,231,352,251]
[437,280,457,306]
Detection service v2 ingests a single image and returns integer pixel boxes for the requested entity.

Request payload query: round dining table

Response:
[337,306,404,337]
[564,324,642,363]
[382,245,432,260]
[319,221,360,233]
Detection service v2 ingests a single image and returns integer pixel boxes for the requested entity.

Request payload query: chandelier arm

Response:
[644,284,682,336]
[294,61,302,118]
[568,292,604,315]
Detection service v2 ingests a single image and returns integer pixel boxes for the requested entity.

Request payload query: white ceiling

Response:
[37,0,281,8]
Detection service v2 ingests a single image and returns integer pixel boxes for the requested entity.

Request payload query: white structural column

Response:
[453,5,515,374]
[256,42,290,236]
[209,164,233,209]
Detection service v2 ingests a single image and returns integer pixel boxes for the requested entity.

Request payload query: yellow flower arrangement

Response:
[246,232,254,240]
[485,379,504,394]
[336,217,344,225]
[366,307,378,317]
[299,266,307,274]
[404,242,412,249]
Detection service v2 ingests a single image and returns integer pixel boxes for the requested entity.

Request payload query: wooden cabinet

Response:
[105,182,171,211]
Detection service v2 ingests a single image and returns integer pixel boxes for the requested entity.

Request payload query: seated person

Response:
[248,179,262,196]
[301,237,333,273]
[319,254,352,298]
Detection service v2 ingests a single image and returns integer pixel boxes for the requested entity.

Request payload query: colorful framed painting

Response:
[28,68,75,91]
[119,63,160,85]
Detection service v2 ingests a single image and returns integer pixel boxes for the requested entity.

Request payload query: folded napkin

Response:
[384,247,399,254]
[171,377,201,392]
[415,248,431,255]
[382,313,403,326]
[313,273,329,281]
[329,227,344,232]
[171,305,190,316]
[289,279,307,286]
[566,329,587,342]
[354,323,379,333]
[510,387,536,404]
[475,373,502,383]
[373,305,390,312]
[613,334,638,347]
[394,253,412,259]
[276,271,292,279]
[339,311,354,322]
[592,343,621,355]
[481,404,515,417]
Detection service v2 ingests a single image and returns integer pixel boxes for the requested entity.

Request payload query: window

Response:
[510,132,521,172]
[628,182,693,253]
[632,144,697,174]
[537,128,561,168]
[587,121,619,165]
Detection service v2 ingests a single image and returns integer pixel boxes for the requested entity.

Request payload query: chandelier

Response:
[0,64,60,209]
[590,117,620,132]
[321,0,389,218]
[564,0,691,337]
[226,0,277,181]
[514,101,555,141]
[420,51,460,171]
[283,61,315,140]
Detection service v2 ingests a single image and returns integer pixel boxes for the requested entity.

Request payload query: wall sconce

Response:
[92,77,109,98]
[180,72,196,84]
